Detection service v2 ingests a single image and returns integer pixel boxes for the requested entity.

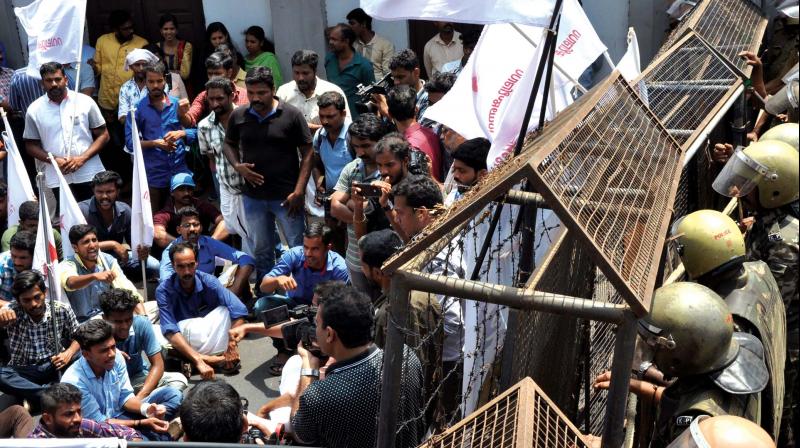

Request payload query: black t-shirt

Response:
[226,100,313,200]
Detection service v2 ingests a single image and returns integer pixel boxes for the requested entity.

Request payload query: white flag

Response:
[360,0,555,27]
[1,114,36,227]
[617,28,642,82]
[554,0,607,81]
[33,191,65,304]
[14,0,86,78]
[129,110,154,253]
[48,155,87,259]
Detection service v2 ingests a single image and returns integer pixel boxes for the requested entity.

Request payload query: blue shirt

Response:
[265,246,350,305]
[314,122,353,191]
[156,271,249,336]
[125,94,196,189]
[62,351,135,422]
[117,315,162,378]
[0,251,19,303]
[159,235,255,281]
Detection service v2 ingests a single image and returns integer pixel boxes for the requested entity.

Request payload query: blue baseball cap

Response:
[170,173,196,191]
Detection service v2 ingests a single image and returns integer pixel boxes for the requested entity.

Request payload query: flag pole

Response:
[141,260,148,302]
[510,23,588,94]
[36,172,61,378]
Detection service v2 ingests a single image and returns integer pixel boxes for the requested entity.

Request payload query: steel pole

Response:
[600,311,638,448]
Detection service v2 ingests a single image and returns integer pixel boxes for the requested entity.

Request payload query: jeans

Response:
[119,385,182,441]
[120,252,161,281]
[242,197,305,279]
[253,294,297,355]
[0,363,61,405]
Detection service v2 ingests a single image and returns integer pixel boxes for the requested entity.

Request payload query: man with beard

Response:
[324,24,375,120]
[374,49,428,122]
[79,171,160,280]
[0,271,80,406]
[125,61,195,212]
[152,173,225,249]
[156,242,248,379]
[29,383,142,440]
[60,224,144,323]
[445,138,490,205]
[423,22,463,76]
[24,62,109,205]
[159,207,254,300]
[118,49,159,127]
[0,231,35,306]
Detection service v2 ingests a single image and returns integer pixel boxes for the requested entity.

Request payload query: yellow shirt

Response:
[234,67,246,90]
[94,33,148,110]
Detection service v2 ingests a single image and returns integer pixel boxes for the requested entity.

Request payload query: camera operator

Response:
[290,286,424,448]
[373,49,428,122]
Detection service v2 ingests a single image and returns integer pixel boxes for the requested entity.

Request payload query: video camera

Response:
[355,73,393,114]
[260,305,323,357]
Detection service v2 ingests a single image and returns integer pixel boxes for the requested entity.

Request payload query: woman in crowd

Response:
[156,13,193,81]
[242,26,282,86]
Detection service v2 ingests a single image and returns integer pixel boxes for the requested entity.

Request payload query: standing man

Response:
[223,67,314,279]
[181,52,248,127]
[423,22,463,76]
[441,30,480,75]
[24,62,109,204]
[376,49,428,121]
[324,24,375,120]
[60,224,145,323]
[276,50,349,133]
[118,49,159,126]
[347,8,395,80]
[386,85,442,181]
[197,77,248,243]
[0,271,80,406]
[125,62,195,212]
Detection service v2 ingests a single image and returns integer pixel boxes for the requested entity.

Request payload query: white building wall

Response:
[201,0,274,57]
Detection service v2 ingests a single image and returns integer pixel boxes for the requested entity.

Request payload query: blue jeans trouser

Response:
[242,196,305,279]
[118,385,183,441]
[0,363,60,405]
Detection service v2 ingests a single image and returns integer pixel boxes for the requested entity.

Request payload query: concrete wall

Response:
[270,0,327,81]
[201,0,273,56]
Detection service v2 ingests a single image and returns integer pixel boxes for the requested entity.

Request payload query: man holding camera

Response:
[290,286,424,448]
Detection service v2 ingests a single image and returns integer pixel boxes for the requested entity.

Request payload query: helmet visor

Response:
[712,148,769,198]
[666,415,712,448]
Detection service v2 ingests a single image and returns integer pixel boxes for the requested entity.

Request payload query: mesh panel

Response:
[530,75,684,315]
[641,33,739,147]
[420,377,590,448]
[692,0,766,73]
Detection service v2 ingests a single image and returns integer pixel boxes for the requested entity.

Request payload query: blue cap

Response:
[170,173,196,191]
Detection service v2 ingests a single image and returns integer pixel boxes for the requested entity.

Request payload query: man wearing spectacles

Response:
[152,173,226,249]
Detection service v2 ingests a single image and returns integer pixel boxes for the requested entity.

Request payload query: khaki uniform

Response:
[748,202,799,445]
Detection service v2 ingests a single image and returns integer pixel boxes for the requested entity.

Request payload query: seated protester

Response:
[156,242,248,379]
[159,207,255,300]
[330,113,389,300]
[79,170,160,280]
[100,289,189,396]
[60,224,145,323]
[392,175,465,420]
[290,286,424,448]
[180,51,248,127]
[153,173,226,249]
[0,271,80,406]
[28,383,142,440]
[62,320,182,441]
[255,222,350,375]
[180,379,273,443]
[445,138,490,206]
[1,201,63,260]
[0,404,34,439]
[0,231,35,307]
[386,85,442,181]
[359,229,443,426]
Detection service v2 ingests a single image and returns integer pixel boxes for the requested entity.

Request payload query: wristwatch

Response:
[635,361,653,380]
[300,368,320,378]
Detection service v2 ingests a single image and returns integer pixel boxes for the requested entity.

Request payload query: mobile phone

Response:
[260,305,290,327]
[353,182,382,198]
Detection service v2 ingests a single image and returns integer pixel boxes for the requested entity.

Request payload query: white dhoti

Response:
[177,306,231,355]
[220,185,250,251]
[268,354,303,428]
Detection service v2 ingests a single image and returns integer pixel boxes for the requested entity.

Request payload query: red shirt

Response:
[403,122,442,181]
[185,85,249,126]
[153,197,222,237]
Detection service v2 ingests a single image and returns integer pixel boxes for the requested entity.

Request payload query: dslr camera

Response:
[260,305,324,358]
[355,73,393,114]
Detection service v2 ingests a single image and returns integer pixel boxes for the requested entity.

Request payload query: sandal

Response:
[268,352,289,376]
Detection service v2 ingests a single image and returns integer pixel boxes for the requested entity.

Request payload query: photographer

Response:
[374,49,428,122]
[290,286,424,448]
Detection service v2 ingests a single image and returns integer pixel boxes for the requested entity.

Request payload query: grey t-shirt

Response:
[334,158,380,268]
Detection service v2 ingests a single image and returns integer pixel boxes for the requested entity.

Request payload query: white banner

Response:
[129,110,154,253]
[617,28,642,82]
[33,188,65,304]
[14,0,86,78]
[360,0,555,27]
[1,113,36,227]
[48,154,87,259]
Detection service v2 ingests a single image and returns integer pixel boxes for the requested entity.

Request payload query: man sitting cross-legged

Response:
[62,319,182,441]
[28,382,143,440]
[156,242,248,379]
[100,288,188,397]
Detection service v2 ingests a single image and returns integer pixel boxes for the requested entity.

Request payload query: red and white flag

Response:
[33,190,65,304]
[1,113,36,227]
[14,0,86,78]
[129,110,154,253]
[360,0,555,27]
[48,154,87,259]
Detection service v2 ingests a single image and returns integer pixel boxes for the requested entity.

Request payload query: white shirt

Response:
[276,77,350,125]
[23,91,106,188]
[423,31,464,76]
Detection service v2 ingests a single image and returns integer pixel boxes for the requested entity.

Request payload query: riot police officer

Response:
[760,122,798,151]
[666,415,775,448]
[713,139,799,445]
[671,209,786,439]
